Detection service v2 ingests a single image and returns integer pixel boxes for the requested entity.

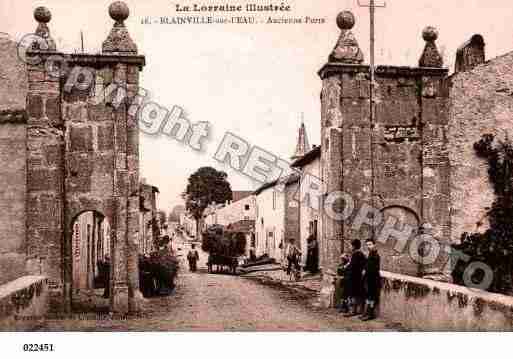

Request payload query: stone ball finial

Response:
[34,6,51,23]
[336,10,355,30]
[109,1,130,23]
[422,26,439,42]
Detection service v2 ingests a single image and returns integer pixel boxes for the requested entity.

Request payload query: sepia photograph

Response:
[1,0,513,356]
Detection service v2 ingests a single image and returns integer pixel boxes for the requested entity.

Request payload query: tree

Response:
[182,167,232,239]
[452,134,513,294]
[157,210,167,227]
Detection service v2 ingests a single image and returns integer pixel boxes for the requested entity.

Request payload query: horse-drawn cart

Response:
[202,225,246,275]
[207,254,239,274]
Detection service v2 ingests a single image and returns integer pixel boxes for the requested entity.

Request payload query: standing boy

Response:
[336,253,350,313]
[361,239,381,321]
[344,239,366,317]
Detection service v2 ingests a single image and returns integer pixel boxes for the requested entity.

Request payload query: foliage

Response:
[452,134,513,294]
[139,249,179,297]
[182,167,232,230]
[157,210,167,227]
[155,235,171,249]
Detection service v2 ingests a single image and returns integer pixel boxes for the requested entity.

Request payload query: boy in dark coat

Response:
[187,244,200,272]
[361,239,381,321]
[336,254,350,313]
[344,239,367,317]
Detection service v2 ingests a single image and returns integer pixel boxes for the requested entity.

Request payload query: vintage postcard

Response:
[1,0,513,348]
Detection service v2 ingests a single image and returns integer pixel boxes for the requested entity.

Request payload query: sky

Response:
[3,0,513,213]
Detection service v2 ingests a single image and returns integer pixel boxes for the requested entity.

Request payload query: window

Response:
[244,204,250,211]
[272,191,276,210]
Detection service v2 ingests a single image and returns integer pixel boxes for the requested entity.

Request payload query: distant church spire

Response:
[291,114,311,161]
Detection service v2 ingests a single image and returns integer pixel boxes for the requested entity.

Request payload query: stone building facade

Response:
[254,182,284,261]
[318,12,450,278]
[254,175,299,262]
[0,2,145,313]
[448,37,513,244]
[292,145,321,266]
[139,181,159,254]
[210,192,256,226]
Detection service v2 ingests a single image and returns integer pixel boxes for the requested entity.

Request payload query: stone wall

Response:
[449,51,513,244]
[0,38,29,286]
[323,270,513,330]
[0,37,28,111]
[0,276,48,331]
[379,271,513,331]
[0,121,27,285]
[25,57,65,300]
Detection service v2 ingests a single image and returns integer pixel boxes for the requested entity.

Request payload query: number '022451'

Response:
[22,344,55,352]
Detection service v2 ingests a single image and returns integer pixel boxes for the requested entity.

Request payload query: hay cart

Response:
[202,225,246,275]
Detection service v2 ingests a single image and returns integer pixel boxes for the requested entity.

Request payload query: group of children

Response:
[337,239,381,321]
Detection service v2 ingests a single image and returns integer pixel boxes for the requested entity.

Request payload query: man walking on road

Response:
[187,244,200,272]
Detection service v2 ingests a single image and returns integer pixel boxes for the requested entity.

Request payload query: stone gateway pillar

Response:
[318,11,450,307]
[25,2,145,314]
[101,0,143,314]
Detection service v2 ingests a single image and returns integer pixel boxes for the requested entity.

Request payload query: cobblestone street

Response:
[39,240,405,331]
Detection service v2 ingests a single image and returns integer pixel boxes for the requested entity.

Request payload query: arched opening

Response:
[378,206,420,276]
[70,210,111,312]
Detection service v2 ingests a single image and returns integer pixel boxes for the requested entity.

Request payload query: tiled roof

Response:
[291,145,321,168]
[226,220,255,233]
[232,190,253,202]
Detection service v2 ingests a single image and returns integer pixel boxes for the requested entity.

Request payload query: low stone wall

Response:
[321,270,513,330]
[0,276,48,331]
[380,271,513,331]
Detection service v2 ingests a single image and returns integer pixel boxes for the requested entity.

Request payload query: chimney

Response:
[455,34,485,73]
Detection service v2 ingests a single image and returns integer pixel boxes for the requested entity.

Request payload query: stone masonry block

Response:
[27,94,43,120]
[46,97,61,126]
[69,126,93,152]
[127,66,139,85]
[88,103,114,122]
[97,123,114,151]
[422,98,449,125]
[27,168,62,192]
[28,69,45,82]
[27,193,62,230]
[29,81,60,94]
[43,144,62,167]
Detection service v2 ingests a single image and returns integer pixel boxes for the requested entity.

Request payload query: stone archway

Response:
[23,3,145,314]
[69,210,111,312]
